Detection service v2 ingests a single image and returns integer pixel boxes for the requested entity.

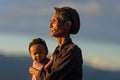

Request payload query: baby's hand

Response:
[29,66,39,77]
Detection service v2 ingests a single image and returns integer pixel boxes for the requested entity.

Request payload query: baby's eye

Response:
[34,51,42,55]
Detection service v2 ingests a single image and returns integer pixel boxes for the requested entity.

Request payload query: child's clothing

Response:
[32,59,49,80]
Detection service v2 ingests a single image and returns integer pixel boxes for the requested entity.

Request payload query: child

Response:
[28,38,53,80]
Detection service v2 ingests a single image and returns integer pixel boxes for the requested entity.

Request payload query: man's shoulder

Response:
[65,43,81,51]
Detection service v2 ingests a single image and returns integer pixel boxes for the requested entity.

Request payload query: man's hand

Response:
[44,55,54,69]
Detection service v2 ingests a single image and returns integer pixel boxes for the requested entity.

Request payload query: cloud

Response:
[0,1,52,34]
[112,5,120,14]
[0,4,52,20]
[57,2,102,15]
[56,1,120,15]
[89,56,120,71]
[90,57,109,70]
[0,0,120,45]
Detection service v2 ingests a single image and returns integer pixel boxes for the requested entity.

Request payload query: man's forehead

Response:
[51,13,59,18]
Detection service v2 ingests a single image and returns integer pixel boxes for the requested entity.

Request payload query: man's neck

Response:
[56,37,69,47]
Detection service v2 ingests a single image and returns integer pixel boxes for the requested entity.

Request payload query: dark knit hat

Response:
[54,6,80,34]
[29,38,48,54]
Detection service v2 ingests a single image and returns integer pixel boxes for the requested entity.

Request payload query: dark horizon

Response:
[0,54,120,80]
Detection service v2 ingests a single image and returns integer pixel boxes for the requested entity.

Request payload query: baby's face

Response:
[30,44,47,63]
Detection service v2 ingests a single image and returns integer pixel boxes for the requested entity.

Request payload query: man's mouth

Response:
[50,29,55,32]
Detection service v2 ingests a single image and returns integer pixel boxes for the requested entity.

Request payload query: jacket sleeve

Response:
[37,45,83,80]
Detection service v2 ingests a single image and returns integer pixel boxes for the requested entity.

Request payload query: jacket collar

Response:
[57,38,73,51]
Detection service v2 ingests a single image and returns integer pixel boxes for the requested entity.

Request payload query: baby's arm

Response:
[44,55,54,69]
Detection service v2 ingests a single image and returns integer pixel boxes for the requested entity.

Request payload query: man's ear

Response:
[66,20,71,30]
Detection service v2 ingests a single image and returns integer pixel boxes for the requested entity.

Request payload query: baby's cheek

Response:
[32,56,36,61]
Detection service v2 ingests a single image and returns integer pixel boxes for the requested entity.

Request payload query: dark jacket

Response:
[37,38,83,80]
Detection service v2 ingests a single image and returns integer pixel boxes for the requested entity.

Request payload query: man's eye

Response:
[39,51,42,54]
[52,19,58,23]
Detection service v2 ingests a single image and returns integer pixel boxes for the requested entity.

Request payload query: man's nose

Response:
[49,22,53,28]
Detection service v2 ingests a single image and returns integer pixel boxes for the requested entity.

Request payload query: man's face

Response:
[49,13,66,37]
[30,44,47,63]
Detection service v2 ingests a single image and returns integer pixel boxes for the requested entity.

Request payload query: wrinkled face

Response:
[30,44,47,63]
[49,13,67,37]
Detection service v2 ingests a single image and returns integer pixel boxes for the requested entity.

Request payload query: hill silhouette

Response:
[0,53,120,80]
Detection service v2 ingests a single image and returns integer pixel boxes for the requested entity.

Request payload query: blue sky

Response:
[0,0,120,71]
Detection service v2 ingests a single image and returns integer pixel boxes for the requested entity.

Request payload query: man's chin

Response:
[50,33,54,37]
[50,33,60,37]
